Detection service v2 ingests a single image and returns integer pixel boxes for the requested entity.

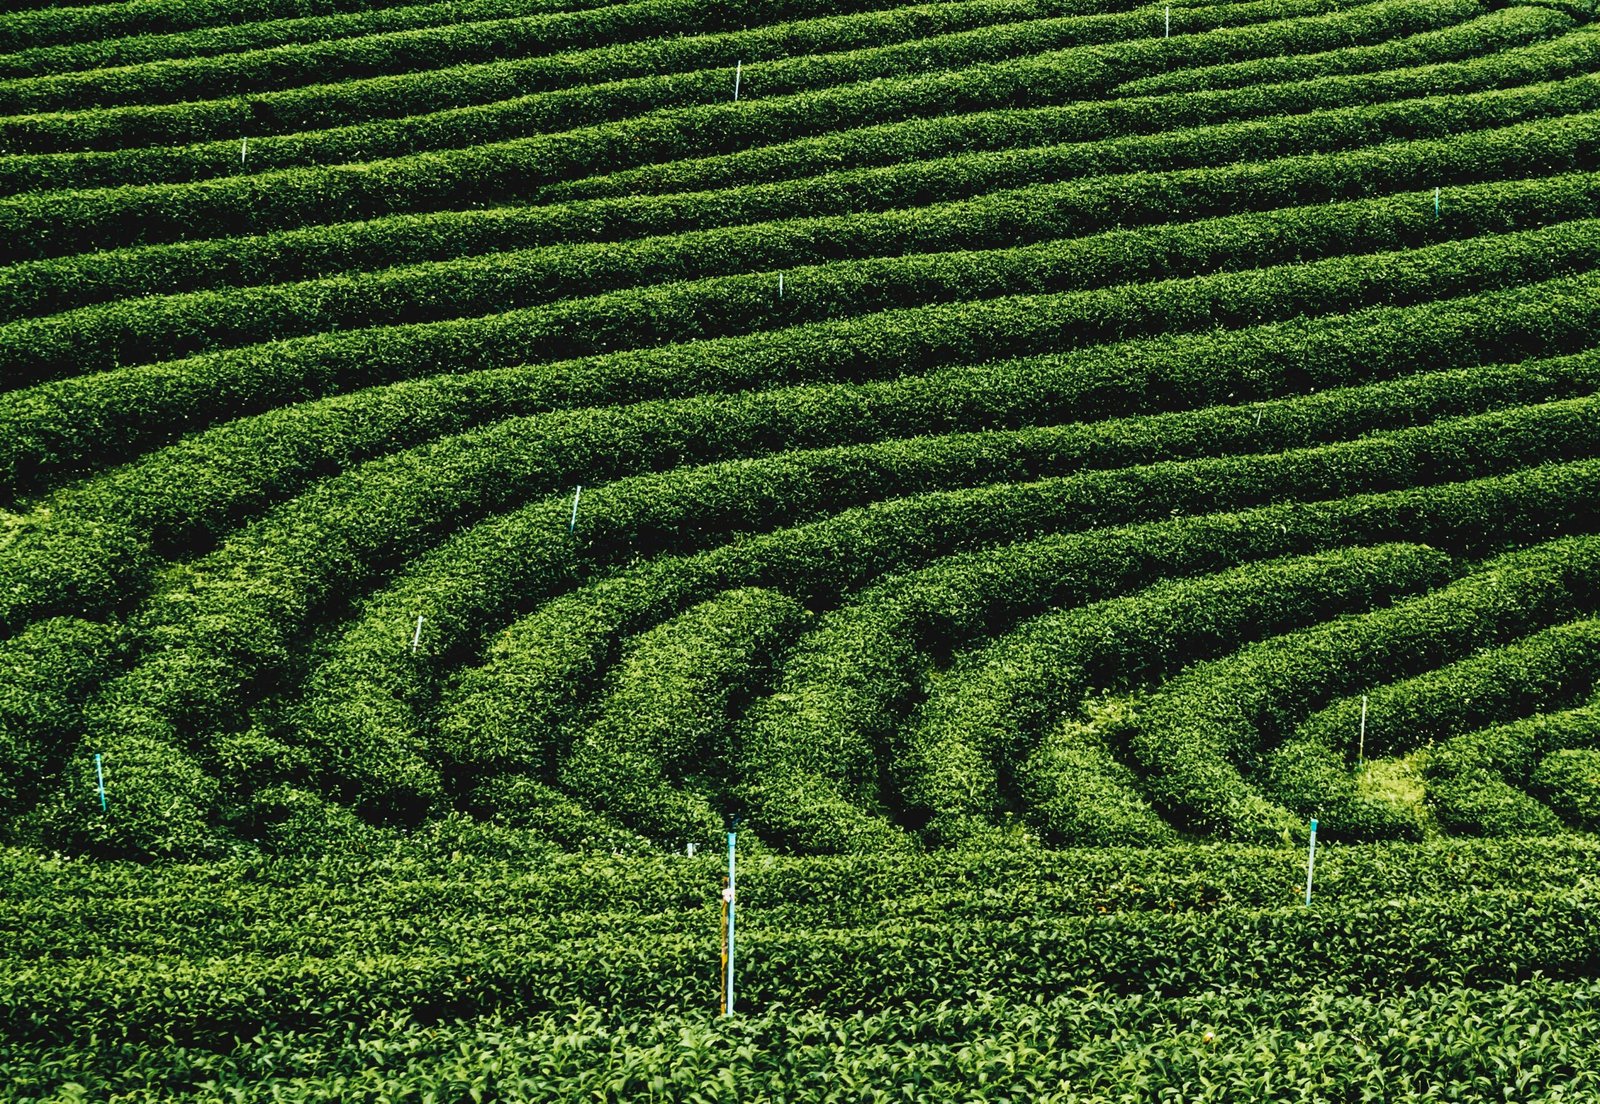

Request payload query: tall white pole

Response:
[1165,6,1170,37]
[410,614,424,654]
[95,753,106,811]
[569,485,582,533]
[725,829,737,1014]
[1357,694,1368,765]
[733,61,742,101]
[1304,819,1318,906]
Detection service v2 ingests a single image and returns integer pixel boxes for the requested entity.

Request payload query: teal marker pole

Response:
[569,485,582,533]
[1433,187,1440,220]
[1304,818,1318,906]
[94,754,106,811]
[725,828,737,1014]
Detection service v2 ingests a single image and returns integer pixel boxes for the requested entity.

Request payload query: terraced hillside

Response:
[6,0,1600,1098]
[4,0,1600,862]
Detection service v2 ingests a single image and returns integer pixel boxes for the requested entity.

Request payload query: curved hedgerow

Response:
[557,588,806,847]
[0,0,955,114]
[0,506,152,639]
[15,344,1574,832]
[0,0,543,56]
[6,0,1600,866]
[1129,534,1600,842]
[0,1,1527,261]
[442,462,1600,811]
[728,399,1599,849]
[441,452,1600,855]
[0,0,1369,190]
[1297,620,1600,755]
[281,410,1279,824]
[903,545,1460,848]
[1269,618,1600,839]
[1532,744,1600,829]
[21,3,1600,1092]
[10,167,1600,391]
[0,617,118,826]
[8,213,1600,503]
[8,28,1593,321]
[1114,5,1572,95]
[0,0,626,81]
[546,27,1599,202]
[23,726,223,860]
[1423,700,1600,834]
[3,273,1595,653]
[0,0,991,86]
[305,385,1589,839]
[859,349,1600,818]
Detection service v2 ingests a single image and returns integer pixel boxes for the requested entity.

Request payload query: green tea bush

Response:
[11,28,1593,321]
[550,27,1599,201]
[0,0,1504,260]
[1532,746,1600,827]
[441,462,1600,837]
[4,836,1596,959]
[0,0,940,113]
[1271,619,1600,838]
[0,0,420,54]
[1425,701,1600,832]
[1133,534,1600,841]
[735,399,1597,847]
[10,979,1599,1103]
[1117,4,1573,94]
[0,618,117,826]
[12,167,1600,391]
[558,588,805,847]
[0,0,723,81]
[4,271,1594,668]
[2,887,1596,1042]
[9,0,1600,1090]
[0,0,1350,183]
[0,508,150,634]
[1297,620,1600,755]
[751,540,1458,852]
[9,210,1600,509]
[461,774,650,853]
[305,382,1531,838]
[24,725,222,859]
[906,545,1459,846]
[906,343,1600,773]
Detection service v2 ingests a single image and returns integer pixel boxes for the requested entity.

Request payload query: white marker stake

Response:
[777,272,784,301]
[1165,6,1170,37]
[1434,186,1440,220]
[569,484,582,533]
[1254,408,1263,428]
[411,614,424,655]
[725,829,737,1014]
[1304,818,1318,906]
[241,137,248,165]
[95,753,106,811]
[733,60,742,102]
[1357,694,1368,765]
